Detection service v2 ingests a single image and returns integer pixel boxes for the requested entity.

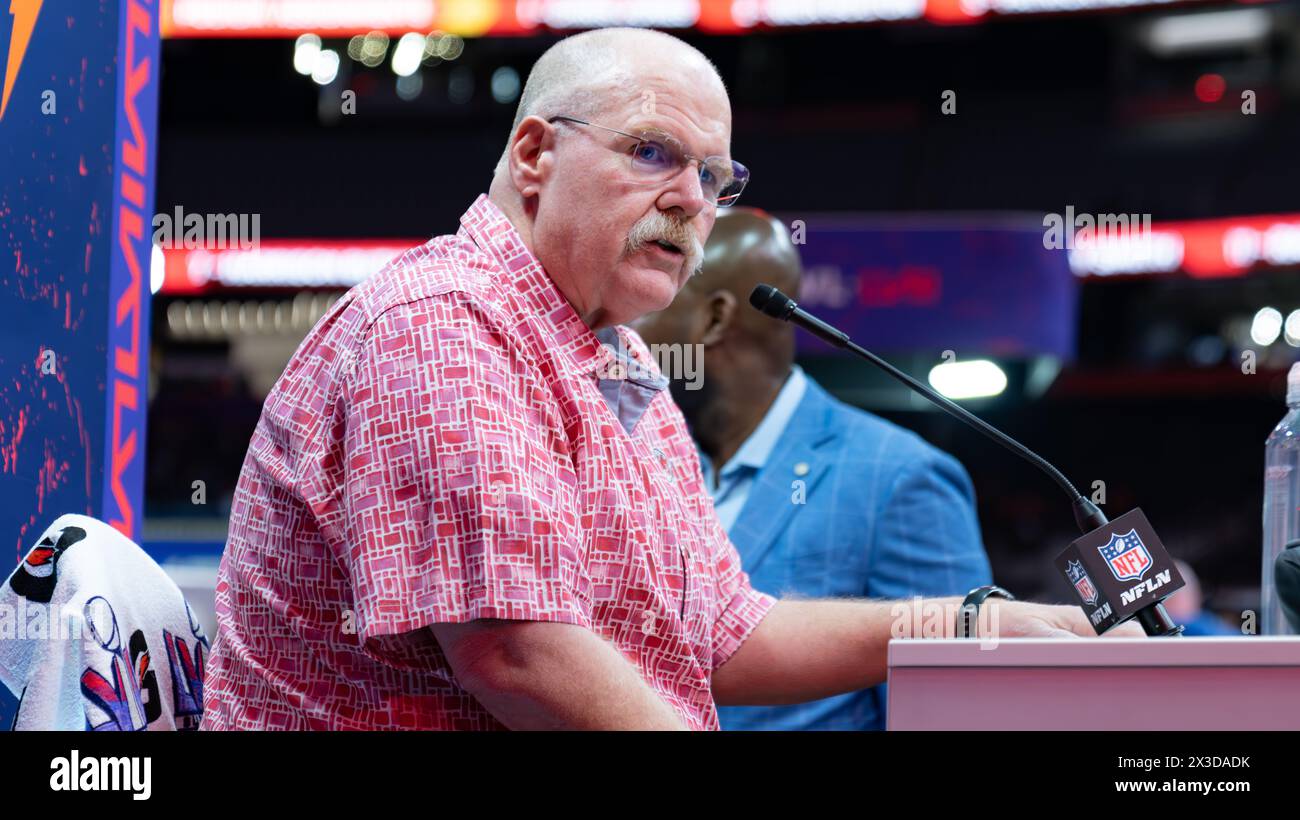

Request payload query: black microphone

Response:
[750,284,1185,637]
[1276,541,1300,633]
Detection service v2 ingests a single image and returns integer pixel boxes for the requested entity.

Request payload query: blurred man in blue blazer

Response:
[633,208,992,730]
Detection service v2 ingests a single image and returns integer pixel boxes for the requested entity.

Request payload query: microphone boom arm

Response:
[750,284,1108,535]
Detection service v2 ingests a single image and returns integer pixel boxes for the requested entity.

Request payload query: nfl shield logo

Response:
[1097,528,1152,582]
[1066,559,1099,606]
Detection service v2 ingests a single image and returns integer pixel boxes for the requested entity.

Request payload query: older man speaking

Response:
[202,28,1127,731]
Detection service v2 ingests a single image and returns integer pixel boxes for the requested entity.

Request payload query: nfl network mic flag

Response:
[1055,509,1185,635]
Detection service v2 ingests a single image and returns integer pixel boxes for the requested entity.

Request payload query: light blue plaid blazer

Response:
[718,376,991,731]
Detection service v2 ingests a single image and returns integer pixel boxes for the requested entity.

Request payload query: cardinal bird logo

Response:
[9,524,87,603]
[1,0,45,122]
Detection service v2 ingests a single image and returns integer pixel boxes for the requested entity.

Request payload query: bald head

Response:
[689,208,801,369]
[494,28,727,177]
[487,28,735,328]
[634,206,802,397]
[691,208,801,301]
[632,206,804,450]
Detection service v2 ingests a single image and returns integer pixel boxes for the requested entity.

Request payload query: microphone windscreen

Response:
[1276,547,1300,632]
[749,284,791,318]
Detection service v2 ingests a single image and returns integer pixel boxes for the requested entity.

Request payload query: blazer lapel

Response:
[727,380,838,577]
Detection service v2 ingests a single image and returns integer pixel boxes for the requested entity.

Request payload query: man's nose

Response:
[657,162,708,217]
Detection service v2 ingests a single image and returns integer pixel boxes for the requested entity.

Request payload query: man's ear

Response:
[507,116,553,198]
[700,290,736,348]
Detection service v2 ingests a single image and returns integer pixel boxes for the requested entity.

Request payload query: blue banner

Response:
[782,216,1079,360]
[102,0,160,541]
[0,0,159,562]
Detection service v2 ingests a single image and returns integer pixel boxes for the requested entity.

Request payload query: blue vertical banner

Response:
[0,0,159,563]
[102,0,159,541]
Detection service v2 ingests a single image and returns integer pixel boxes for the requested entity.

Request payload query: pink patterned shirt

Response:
[201,194,776,730]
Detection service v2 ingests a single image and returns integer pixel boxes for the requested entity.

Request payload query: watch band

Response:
[956,584,1016,639]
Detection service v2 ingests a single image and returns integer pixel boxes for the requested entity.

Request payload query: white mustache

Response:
[625,213,704,277]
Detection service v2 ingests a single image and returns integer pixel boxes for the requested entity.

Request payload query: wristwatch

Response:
[956,585,1016,639]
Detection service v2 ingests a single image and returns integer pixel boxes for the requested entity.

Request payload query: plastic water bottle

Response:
[1262,363,1300,635]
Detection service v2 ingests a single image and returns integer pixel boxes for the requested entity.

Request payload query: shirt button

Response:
[793,462,810,477]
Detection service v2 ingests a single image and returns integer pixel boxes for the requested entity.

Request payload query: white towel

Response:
[0,514,210,730]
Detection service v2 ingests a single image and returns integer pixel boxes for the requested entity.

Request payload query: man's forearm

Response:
[711,597,964,706]
[432,620,687,730]
[712,594,1140,706]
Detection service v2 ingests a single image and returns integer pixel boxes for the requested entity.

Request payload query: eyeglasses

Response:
[546,115,749,208]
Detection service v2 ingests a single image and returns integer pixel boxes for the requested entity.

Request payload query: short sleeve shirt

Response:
[200,194,777,730]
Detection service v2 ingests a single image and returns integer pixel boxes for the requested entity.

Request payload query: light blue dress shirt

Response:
[699,366,808,532]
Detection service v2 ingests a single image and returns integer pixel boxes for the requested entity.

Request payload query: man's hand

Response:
[986,599,1147,639]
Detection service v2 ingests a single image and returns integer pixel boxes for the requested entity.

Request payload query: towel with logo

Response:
[0,514,209,730]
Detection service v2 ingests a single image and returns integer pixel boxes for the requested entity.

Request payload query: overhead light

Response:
[1285,310,1300,348]
[359,31,389,68]
[1251,307,1284,347]
[293,34,321,75]
[312,49,340,85]
[423,32,444,66]
[928,360,1007,400]
[438,35,464,61]
[396,73,423,101]
[491,66,520,104]
[1146,9,1272,57]
[1194,73,1226,104]
[391,32,425,77]
[150,243,166,295]
[347,35,366,62]
[1187,335,1227,367]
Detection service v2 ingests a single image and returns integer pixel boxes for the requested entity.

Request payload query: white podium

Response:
[887,637,1300,730]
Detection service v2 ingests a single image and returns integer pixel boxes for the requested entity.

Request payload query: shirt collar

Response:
[592,326,670,434]
[457,193,616,381]
[720,365,808,477]
[456,194,670,434]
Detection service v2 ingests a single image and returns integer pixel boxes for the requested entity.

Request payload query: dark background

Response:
[146,6,1300,615]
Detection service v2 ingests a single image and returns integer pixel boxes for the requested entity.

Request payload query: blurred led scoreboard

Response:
[160,0,1235,37]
